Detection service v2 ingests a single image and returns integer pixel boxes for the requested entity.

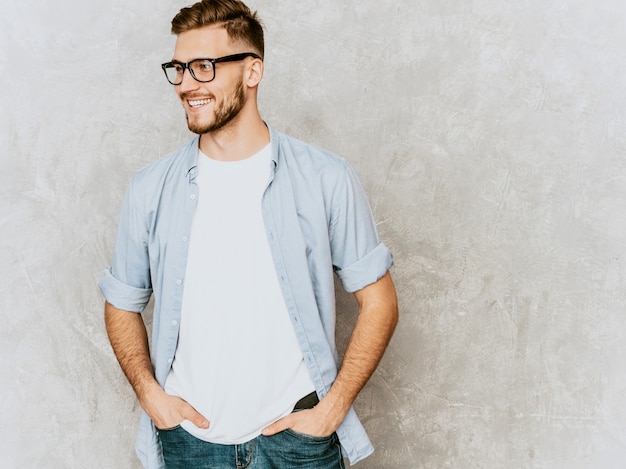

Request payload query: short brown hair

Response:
[171,0,264,58]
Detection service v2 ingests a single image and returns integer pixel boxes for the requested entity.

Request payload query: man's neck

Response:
[198,114,269,162]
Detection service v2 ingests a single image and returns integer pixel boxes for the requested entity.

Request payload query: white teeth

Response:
[188,99,210,108]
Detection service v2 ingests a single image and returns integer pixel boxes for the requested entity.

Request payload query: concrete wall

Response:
[2,0,626,467]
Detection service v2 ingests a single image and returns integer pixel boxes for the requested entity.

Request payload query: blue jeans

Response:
[158,426,345,469]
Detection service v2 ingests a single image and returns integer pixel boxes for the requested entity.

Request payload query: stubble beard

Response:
[184,78,246,135]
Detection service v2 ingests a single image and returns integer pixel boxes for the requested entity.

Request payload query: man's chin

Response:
[186,116,214,135]
[186,116,235,135]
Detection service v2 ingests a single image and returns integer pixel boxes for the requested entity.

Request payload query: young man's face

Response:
[172,26,247,134]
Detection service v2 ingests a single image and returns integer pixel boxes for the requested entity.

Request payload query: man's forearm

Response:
[104,302,161,402]
[318,271,399,428]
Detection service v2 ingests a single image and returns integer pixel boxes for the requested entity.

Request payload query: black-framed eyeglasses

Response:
[161,52,262,85]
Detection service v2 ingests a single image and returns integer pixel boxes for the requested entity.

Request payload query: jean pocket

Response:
[284,428,335,443]
[156,424,182,433]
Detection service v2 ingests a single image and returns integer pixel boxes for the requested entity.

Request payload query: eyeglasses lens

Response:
[165,60,215,84]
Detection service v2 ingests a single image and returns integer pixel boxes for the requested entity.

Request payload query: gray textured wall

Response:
[2,0,626,467]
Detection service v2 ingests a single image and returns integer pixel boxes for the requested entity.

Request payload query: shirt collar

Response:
[268,124,280,171]
[184,124,280,180]
[184,135,201,181]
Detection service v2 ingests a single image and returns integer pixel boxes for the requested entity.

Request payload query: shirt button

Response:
[171,320,178,326]
[182,236,188,242]
[167,358,173,364]
[190,194,196,199]
[176,279,182,285]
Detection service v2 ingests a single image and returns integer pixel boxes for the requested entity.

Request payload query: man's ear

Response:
[245,58,264,88]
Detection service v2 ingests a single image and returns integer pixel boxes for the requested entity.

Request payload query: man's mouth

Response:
[188,98,212,108]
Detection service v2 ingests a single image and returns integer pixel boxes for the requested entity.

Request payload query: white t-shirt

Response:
[164,144,314,444]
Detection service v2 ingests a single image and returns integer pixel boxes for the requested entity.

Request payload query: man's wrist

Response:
[135,377,164,410]
[316,391,351,432]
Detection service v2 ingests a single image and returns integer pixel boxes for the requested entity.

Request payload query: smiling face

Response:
[173,26,249,135]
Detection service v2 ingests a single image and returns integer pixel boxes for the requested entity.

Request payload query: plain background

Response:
[2,1,626,467]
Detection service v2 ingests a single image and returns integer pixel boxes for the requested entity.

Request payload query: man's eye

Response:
[197,61,213,71]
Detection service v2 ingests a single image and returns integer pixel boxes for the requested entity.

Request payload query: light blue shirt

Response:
[98,125,393,468]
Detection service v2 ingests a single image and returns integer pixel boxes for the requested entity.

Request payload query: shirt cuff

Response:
[98,267,152,312]
[336,243,393,293]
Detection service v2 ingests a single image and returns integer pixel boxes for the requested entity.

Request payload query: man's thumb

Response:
[185,404,210,429]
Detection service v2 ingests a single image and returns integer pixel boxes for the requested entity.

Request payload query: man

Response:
[98,1,398,468]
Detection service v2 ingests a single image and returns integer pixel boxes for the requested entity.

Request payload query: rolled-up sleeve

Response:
[99,267,152,312]
[331,160,393,293]
[336,242,393,293]
[98,179,153,312]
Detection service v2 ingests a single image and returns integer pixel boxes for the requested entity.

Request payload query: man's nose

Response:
[178,67,200,91]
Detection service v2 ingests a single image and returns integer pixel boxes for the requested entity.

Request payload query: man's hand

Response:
[142,384,210,430]
[261,405,338,438]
